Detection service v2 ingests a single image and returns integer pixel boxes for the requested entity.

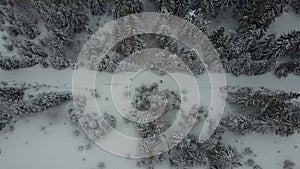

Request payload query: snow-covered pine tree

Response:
[208,27,228,51]
[250,31,300,61]
[115,14,145,57]
[274,59,300,78]
[0,86,25,101]
[0,8,5,25]
[151,0,175,13]
[289,0,300,14]
[238,0,288,38]
[249,34,276,60]
[169,135,208,168]
[48,55,70,70]
[18,40,48,59]
[88,0,106,15]
[221,86,300,136]
[31,91,72,110]
[0,55,39,71]
[178,47,206,75]
[112,0,144,19]
[208,142,242,169]
[230,0,256,19]
[156,10,178,53]
[173,0,190,17]
[190,0,233,19]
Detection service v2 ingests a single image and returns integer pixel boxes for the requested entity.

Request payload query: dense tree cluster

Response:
[275,59,300,78]
[238,0,288,38]
[0,0,299,77]
[221,86,300,136]
[132,83,243,169]
[81,112,116,140]
[0,85,72,131]
[110,0,144,19]
[289,0,300,14]
[138,130,242,169]
[0,86,25,101]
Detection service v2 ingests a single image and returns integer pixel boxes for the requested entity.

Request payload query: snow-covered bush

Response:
[208,142,242,169]
[81,112,116,140]
[135,119,166,138]
[283,160,295,169]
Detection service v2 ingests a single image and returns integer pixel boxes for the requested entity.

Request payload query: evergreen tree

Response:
[190,0,233,19]
[156,11,178,53]
[251,31,300,61]
[112,0,144,19]
[208,142,242,169]
[274,59,300,78]
[224,53,275,76]
[88,0,106,15]
[230,0,256,19]
[208,27,228,51]
[249,34,276,60]
[289,0,300,14]
[0,87,25,101]
[173,0,190,17]
[151,0,175,13]
[238,0,288,38]
[221,86,300,136]
[178,48,206,75]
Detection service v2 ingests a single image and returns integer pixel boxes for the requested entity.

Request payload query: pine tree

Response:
[88,0,106,15]
[230,0,256,19]
[155,10,178,53]
[274,59,300,78]
[221,86,300,136]
[173,0,190,17]
[112,0,144,19]
[238,0,288,38]
[0,87,25,101]
[208,142,242,169]
[249,34,276,60]
[289,0,300,14]
[208,27,228,51]
[223,52,275,76]
[251,31,300,61]
[178,48,205,75]
[152,0,175,13]
[190,0,233,19]
[114,15,145,57]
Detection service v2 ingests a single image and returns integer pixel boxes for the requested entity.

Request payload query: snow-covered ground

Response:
[1,67,300,169]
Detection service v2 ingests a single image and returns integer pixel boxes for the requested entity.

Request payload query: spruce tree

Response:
[274,59,300,78]
[88,0,106,15]
[289,0,300,14]
[238,0,288,38]
[221,86,300,136]
[112,0,144,19]
[173,0,190,17]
